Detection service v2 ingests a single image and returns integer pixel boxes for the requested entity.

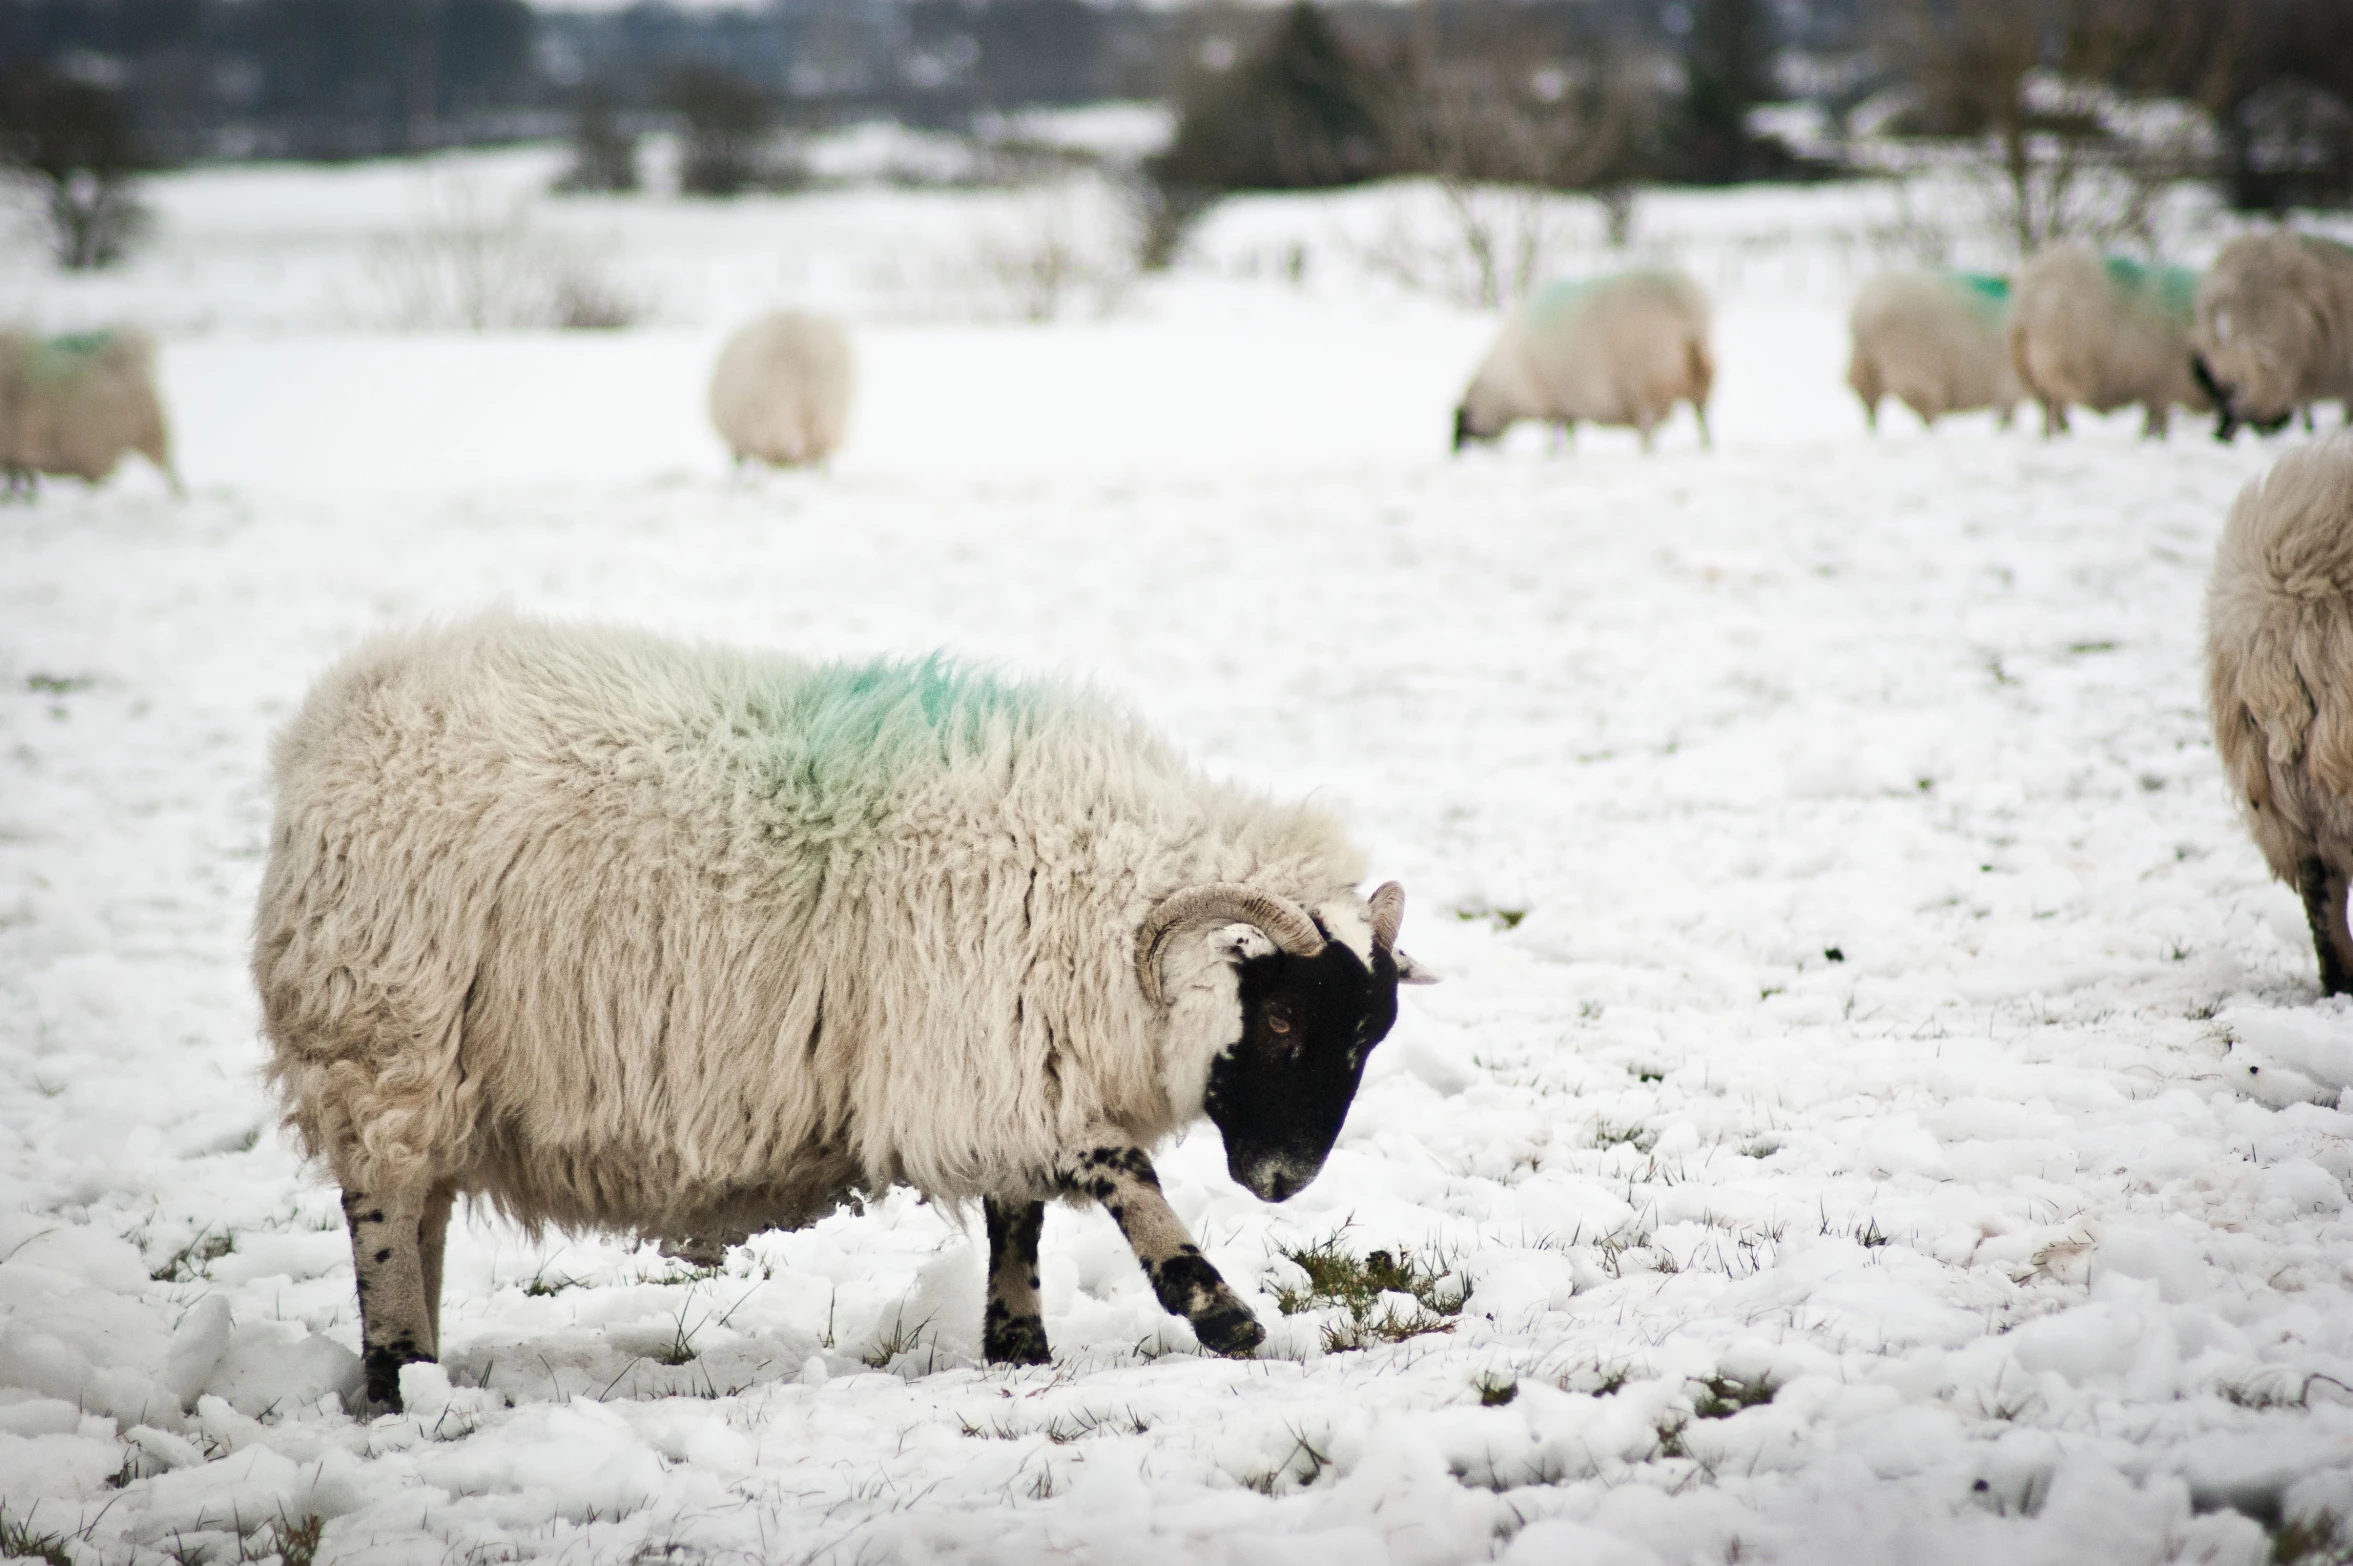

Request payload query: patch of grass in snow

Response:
[261,1513,324,1566]
[1269,1233,1462,1351]
[519,1260,580,1297]
[2222,1371,2353,1412]
[2270,1511,2353,1566]
[149,1227,234,1281]
[1453,903,1527,931]
[0,1508,73,1566]
[862,1307,935,1370]
[1818,1204,1892,1250]
[960,1406,1153,1443]
[1476,1373,1517,1407]
[1235,1425,1334,1495]
[22,673,97,696]
[1591,1118,1656,1152]
[1690,1374,1775,1419]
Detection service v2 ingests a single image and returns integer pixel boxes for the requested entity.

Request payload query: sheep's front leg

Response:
[1057,1147,1264,1356]
[2297,856,2353,997]
[982,1197,1051,1366]
[343,1185,447,1412]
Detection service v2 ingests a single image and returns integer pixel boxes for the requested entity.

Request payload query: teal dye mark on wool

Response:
[1954,272,2010,305]
[726,655,1048,866]
[24,330,113,388]
[795,655,1037,771]
[2103,256,2197,322]
[743,655,1042,807]
[1524,277,1609,328]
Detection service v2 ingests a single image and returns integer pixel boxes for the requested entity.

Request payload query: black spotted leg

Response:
[983,1197,1051,1366]
[342,1182,454,1412]
[2297,856,2353,997]
[1056,1146,1265,1356]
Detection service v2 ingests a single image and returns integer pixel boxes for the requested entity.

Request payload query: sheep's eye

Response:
[1266,1008,1293,1035]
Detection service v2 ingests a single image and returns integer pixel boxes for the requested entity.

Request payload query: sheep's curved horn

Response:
[1366,880,1439,984]
[1135,883,1325,1006]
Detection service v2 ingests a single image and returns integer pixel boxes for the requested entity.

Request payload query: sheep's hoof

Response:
[984,1310,1052,1367]
[1191,1298,1266,1357]
[360,1340,432,1414]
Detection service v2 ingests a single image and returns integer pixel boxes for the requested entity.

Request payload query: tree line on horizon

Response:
[2,0,2349,272]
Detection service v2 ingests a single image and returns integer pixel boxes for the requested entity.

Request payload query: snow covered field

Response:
[5,147,2353,1565]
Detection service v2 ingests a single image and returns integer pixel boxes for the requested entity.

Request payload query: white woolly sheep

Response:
[2207,435,2353,995]
[2191,231,2353,440]
[1454,270,1714,453]
[254,612,1433,1408]
[1846,270,2019,431]
[2009,245,2205,438]
[0,327,180,498]
[708,310,852,468]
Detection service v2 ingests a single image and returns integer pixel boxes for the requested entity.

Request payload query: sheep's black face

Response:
[1453,407,1498,452]
[1203,938,1400,1202]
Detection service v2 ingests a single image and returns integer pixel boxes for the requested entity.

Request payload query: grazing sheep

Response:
[1846,270,2020,431]
[2207,435,2353,995]
[254,612,1433,1408]
[2191,231,2353,441]
[0,328,180,498]
[1454,270,1714,453]
[708,311,852,468]
[2010,246,2206,438]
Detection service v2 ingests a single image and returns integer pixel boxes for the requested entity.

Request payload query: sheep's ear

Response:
[1214,923,1278,964]
[1394,949,1440,985]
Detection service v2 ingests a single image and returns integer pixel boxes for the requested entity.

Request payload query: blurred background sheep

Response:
[708,311,853,470]
[2207,435,2353,995]
[1846,271,2019,432]
[1453,270,1713,454]
[0,327,179,499]
[2192,232,2353,441]
[2010,246,2205,439]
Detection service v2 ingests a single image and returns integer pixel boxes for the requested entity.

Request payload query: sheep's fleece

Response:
[708,310,852,467]
[2206,434,2353,992]
[255,612,1388,1240]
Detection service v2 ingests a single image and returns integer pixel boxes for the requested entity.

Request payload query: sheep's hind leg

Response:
[1056,1146,1263,1356]
[982,1197,1050,1366]
[2296,857,2353,997]
[343,1185,444,1412]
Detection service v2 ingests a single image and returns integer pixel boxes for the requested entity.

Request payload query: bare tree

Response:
[554,83,640,196]
[0,68,152,271]
[1882,0,2243,255]
[1368,13,1663,307]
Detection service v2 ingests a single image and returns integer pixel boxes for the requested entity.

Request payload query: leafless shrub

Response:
[964,189,1135,321]
[1362,24,1666,307]
[1879,0,2236,256]
[365,187,649,331]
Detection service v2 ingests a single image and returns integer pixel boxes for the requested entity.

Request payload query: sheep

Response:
[1454,270,1714,453]
[708,311,852,468]
[2207,435,2353,995]
[253,612,1435,1408]
[0,327,181,499]
[2191,231,2353,441]
[2009,246,2206,439]
[1846,270,2020,431]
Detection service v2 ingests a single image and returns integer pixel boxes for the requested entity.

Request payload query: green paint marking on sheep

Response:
[1954,272,2010,308]
[1524,278,1595,326]
[1525,270,1688,329]
[22,331,116,388]
[728,656,1055,846]
[2102,256,2197,322]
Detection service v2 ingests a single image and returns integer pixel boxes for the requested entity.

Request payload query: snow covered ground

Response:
[5,148,2353,1565]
